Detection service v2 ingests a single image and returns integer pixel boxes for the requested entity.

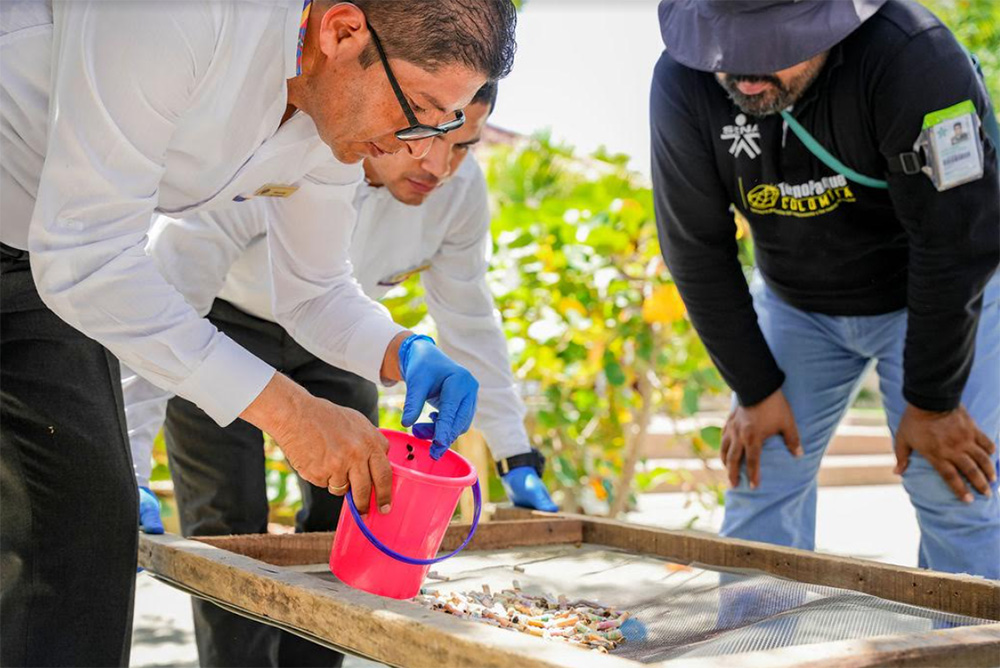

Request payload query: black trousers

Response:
[164,299,378,668]
[1,245,137,667]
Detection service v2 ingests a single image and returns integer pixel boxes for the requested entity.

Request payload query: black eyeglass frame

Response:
[367,25,465,142]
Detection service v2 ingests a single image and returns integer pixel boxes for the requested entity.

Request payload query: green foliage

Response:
[477,134,729,513]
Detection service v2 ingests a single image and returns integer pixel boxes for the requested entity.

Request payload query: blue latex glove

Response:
[399,335,478,460]
[138,486,164,535]
[501,466,558,512]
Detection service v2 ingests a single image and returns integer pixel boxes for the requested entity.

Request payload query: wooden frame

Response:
[139,511,1000,668]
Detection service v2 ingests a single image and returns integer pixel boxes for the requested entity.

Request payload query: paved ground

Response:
[131,484,921,667]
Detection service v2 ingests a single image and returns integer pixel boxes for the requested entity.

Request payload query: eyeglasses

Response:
[368,25,465,142]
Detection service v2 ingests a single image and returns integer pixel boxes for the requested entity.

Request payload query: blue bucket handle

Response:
[344,479,482,566]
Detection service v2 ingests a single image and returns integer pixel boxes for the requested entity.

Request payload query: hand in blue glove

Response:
[399,335,478,460]
[139,486,164,535]
[411,413,439,442]
[501,466,559,512]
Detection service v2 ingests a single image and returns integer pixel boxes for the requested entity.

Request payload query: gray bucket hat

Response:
[658,0,887,75]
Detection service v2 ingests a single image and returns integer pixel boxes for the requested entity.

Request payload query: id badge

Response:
[253,183,300,198]
[915,100,984,191]
[377,263,431,287]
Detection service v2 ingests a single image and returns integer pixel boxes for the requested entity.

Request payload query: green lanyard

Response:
[779,110,889,189]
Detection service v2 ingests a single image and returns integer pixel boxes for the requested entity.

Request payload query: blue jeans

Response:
[721,272,1000,578]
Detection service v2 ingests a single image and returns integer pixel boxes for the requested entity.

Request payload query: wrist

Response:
[394,333,435,380]
[904,402,957,420]
[496,448,546,477]
[239,372,305,439]
[381,331,414,383]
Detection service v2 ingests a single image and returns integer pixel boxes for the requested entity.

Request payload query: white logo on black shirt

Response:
[721,114,761,159]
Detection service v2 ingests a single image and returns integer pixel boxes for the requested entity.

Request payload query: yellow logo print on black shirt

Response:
[741,174,856,217]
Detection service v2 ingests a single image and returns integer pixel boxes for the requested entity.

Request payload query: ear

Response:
[316,2,370,62]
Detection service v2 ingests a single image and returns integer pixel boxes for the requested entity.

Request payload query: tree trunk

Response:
[608,368,654,517]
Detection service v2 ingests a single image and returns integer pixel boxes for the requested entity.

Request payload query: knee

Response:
[903,455,1000,527]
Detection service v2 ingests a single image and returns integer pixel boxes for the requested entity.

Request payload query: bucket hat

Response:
[658,0,887,75]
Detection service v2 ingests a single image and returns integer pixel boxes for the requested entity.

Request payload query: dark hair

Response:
[354,0,517,81]
[471,81,498,113]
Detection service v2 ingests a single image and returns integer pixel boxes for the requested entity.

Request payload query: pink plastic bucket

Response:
[329,429,481,599]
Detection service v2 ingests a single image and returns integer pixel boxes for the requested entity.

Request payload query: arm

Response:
[650,53,785,407]
[422,167,531,461]
[266,162,408,384]
[421,166,556,510]
[650,53,800,488]
[27,5,394,513]
[266,161,478,454]
[873,29,999,500]
[873,29,999,412]
[29,2,274,427]
[123,362,167,535]
[123,207,269,493]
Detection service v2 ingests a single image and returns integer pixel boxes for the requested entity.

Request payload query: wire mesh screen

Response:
[401,543,992,662]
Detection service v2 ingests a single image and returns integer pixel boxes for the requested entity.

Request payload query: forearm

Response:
[425,272,531,459]
[239,372,305,439]
[903,260,998,411]
[650,53,783,406]
[30,230,275,425]
[471,387,532,460]
[121,364,174,488]
[435,325,530,459]
[268,180,407,384]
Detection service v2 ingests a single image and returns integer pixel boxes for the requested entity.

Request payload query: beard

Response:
[718,53,828,117]
[720,74,793,116]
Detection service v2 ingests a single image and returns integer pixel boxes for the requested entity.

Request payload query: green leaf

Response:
[699,426,723,451]
[506,232,536,249]
[150,462,171,482]
[682,386,700,416]
[603,353,626,387]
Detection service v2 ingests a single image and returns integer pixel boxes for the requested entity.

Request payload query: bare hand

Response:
[895,404,996,503]
[240,373,393,514]
[720,388,802,489]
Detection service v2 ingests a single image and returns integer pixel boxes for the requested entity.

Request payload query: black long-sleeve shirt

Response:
[651,0,999,412]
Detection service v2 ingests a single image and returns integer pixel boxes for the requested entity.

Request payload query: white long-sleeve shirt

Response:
[1,0,404,427]
[125,158,530,486]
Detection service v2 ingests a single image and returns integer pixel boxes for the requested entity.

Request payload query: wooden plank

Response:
[139,533,636,668]
[194,518,583,566]
[574,513,999,620]
[656,623,1000,668]
[492,506,553,522]
[195,532,334,566]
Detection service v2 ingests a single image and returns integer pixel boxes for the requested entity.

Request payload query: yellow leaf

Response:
[733,209,750,240]
[666,385,683,413]
[642,284,687,324]
[557,296,587,317]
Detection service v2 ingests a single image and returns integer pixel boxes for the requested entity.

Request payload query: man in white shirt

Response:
[128,83,557,667]
[0,1,517,664]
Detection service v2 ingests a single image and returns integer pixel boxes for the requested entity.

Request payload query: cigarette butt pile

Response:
[414,581,629,653]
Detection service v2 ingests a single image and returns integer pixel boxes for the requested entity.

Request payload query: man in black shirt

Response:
[651,0,998,577]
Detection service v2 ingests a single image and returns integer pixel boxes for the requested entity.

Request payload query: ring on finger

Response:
[328,481,350,495]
